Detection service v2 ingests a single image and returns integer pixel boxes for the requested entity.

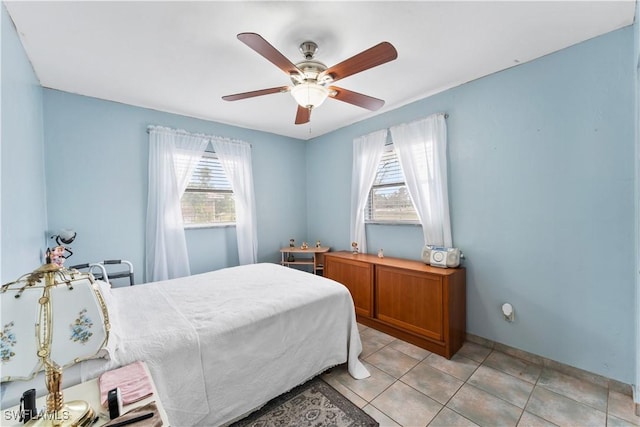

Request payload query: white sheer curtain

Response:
[350,129,387,254]
[145,126,208,282]
[211,138,258,265]
[390,114,452,247]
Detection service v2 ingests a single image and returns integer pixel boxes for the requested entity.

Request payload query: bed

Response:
[1,263,369,426]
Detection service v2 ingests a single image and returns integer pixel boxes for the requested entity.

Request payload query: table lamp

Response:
[1,261,111,426]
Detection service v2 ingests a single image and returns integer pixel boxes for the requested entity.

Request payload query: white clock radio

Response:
[421,245,462,268]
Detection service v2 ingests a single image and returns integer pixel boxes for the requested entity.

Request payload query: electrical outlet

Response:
[502,303,515,322]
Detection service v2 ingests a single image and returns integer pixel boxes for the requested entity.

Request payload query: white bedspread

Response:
[159,263,368,426]
[14,263,369,426]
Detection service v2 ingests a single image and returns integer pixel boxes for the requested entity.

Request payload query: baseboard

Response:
[466,333,634,397]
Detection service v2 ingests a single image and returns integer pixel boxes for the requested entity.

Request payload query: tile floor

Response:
[321,324,640,427]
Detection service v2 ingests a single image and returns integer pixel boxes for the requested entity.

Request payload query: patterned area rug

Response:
[230,377,379,427]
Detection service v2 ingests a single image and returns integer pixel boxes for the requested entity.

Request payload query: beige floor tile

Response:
[456,342,492,363]
[401,361,464,405]
[389,339,432,361]
[424,352,480,382]
[357,323,370,334]
[428,407,480,427]
[467,365,534,408]
[447,383,522,427]
[371,381,442,427]
[608,390,640,425]
[329,331,632,427]
[362,404,402,427]
[361,339,388,359]
[360,328,396,358]
[483,351,542,384]
[517,411,558,427]
[365,346,421,379]
[537,368,608,412]
[525,386,606,427]
[361,326,397,344]
[608,414,640,427]
[329,361,397,402]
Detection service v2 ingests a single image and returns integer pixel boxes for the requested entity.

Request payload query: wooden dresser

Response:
[324,251,466,359]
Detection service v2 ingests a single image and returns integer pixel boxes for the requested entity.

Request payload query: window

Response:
[366,143,418,223]
[180,150,235,226]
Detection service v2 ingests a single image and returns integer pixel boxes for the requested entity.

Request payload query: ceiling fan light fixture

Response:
[224,33,398,125]
[291,82,329,109]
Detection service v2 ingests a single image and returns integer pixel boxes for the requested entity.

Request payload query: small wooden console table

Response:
[280,246,330,275]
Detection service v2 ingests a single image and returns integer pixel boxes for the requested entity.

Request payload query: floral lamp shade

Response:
[1,287,41,380]
[1,271,109,381]
[1,264,110,426]
[49,277,109,367]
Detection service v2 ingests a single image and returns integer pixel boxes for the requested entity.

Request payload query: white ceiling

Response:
[5,1,636,140]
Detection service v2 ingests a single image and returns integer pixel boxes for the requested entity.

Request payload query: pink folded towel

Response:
[99,361,154,407]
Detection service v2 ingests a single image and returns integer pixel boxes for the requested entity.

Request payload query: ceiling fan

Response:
[222,33,398,125]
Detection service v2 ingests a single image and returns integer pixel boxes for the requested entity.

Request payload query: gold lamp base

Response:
[26,400,95,427]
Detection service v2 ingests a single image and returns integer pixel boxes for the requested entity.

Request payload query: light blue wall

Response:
[634,0,640,403]
[42,90,307,284]
[308,27,636,384]
[1,5,47,283]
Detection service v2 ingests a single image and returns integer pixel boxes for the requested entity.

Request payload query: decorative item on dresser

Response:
[50,229,76,261]
[324,251,466,359]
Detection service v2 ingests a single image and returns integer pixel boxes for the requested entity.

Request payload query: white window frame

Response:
[365,142,419,225]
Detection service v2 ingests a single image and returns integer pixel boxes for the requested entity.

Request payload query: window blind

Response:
[181,151,235,225]
[366,144,418,222]
[185,151,233,192]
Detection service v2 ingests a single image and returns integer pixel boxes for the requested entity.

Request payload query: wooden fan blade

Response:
[320,42,397,83]
[295,105,311,125]
[222,86,289,101]
[237,33,302,77]
[329,86,385,111]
